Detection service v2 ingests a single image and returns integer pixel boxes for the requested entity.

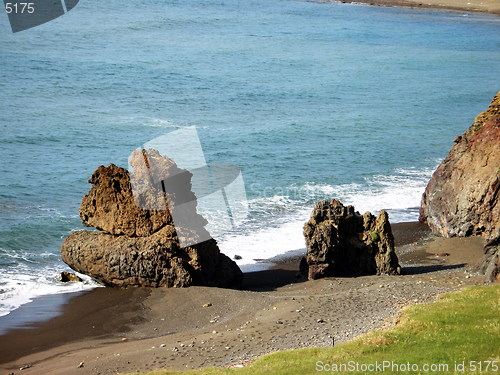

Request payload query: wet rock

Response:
[59,271,82,283]
[301,200,400,279]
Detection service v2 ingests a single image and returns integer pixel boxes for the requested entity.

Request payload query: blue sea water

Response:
[0,0,499,316]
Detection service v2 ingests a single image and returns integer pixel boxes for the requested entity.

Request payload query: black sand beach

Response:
[0,222,490,375]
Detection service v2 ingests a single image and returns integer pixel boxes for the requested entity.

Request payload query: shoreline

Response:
[0,222,431,334]
[309,0,500,16]
[0,221,491,375]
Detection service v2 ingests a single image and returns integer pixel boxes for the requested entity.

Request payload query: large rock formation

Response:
[419,91,500,282]
[419,92,499,241]
[301,200,400,280]
[61,150,242,288]
[62,226,241,288]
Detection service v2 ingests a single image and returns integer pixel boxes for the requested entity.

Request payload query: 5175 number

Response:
[5,2,35,14]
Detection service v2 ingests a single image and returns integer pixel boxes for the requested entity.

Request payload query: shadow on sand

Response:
[402,263,466,275]
[241,268,304,292]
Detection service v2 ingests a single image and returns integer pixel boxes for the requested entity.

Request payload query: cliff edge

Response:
[420,92,499,240]
[420,91,499,281]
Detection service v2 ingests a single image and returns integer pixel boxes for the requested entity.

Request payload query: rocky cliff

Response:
[420,92,499,240]
[301,200,400,279]
[61,150,242,288]
[419,91,500,281]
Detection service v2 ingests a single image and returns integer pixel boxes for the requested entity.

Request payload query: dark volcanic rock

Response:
[61,226,241,288]
[62,152,242,288]
[301,200,400,279]
[419,92,500,241]
[58,271,82,283]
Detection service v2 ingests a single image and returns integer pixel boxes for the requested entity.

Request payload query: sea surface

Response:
[0,0,499,317]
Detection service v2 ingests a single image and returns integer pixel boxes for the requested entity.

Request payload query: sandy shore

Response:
[0,222,491,375]
[311,0,500,15]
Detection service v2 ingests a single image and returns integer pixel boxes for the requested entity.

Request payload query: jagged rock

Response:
[79,163,171,237]
[62,152,242,288]
[58,271,82,283]
[301,200,400,279]
[419,91,500,241]
[80,149,207,238]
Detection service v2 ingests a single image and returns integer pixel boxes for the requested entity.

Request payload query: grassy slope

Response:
[130,285,500,375]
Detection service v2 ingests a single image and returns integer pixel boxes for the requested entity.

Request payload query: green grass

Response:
[129,285,500,375]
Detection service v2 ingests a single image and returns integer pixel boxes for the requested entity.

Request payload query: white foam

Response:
[302,167,434,214]
[217,167,435,267]
[218,211,309,266]
[119,116,210,130]
[0,264,99,318]
[118,115,183,129]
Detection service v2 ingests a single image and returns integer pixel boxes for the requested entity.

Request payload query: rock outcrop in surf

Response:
[61,150,242,288]
[301,200,401,279]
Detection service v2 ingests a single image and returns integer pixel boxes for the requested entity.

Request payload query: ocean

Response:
[0,0,499,317]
